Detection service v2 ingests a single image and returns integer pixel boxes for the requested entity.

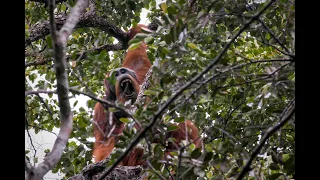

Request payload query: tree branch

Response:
[146,158,166,180]
[258,33,294,58]
[168,58,292,118]
[25,88,141,128]
[26,123,58,136]
[25,0,89,179]
[25,12,128,47]
[257,18,291,54]
[212,126,239,146]
[25,89,56,96]
[35,94,53,116]
[236,100,295,179]
[67,157,146,180]
[25,119,37,166]
[69,88,141,128]
[25,43,125,68]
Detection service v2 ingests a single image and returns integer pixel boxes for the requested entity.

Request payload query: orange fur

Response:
[168,120,202,149]
[92,24,202,166]
[93,102,125,162]
[123,24,152,84]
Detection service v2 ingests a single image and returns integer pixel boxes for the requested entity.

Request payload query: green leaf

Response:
[164,34,172,44]
[167,125,179,132]
[198,97,207,104]
[73,100,78,107]
[52,167,59,173]
[187,43,198,49]
[167,6,177,14]
[174,117,185,123]
[153,17,163,26]
[191,148,202,159]
[167,137,176,144]
[267,173,282,180]
[128,42,142,50]
[283,155,294,175]
[140,27,154,34]
[97,50,107,61]
[159,41,166,47]
[79,107,86,112]
[34,157,38,163]
[27,99,33,105]
[144,90,159,96]
[160,2,167,13]
[145,36,154,45]
[119,117,130,123]
[269,163,279,170]
[203,152,213,163]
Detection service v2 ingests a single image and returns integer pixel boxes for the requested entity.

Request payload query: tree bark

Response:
[67,159,147,180]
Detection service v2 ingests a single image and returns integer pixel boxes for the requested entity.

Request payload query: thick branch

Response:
[59,0,89,44]
[236,100,295,179]
[25,12,128,47]
[25,0,88,179]
[26,15,67,47]
[25,43,125,68]
[98,1,276,179]
[67,158,146,180]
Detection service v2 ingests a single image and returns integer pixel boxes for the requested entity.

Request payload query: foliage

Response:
[25,0,295,179]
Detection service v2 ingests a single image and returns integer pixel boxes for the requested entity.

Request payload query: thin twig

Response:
[25,90,56,96]
[146,158,166,180]
[212,126,239,146]
[176,147,185,180]
[164,165,174,180]
[215,62,291,89]
[258,35,294,58]
[70,70,95,96]
[224,100,246,129]
[69,88,141,128]
[25,119,37,166]
[35,94,53,116]
[92,120,107,138]
[27,124,58,137]
[257,18,291,54]
[175,135,203,179]
[168,58,293,115]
